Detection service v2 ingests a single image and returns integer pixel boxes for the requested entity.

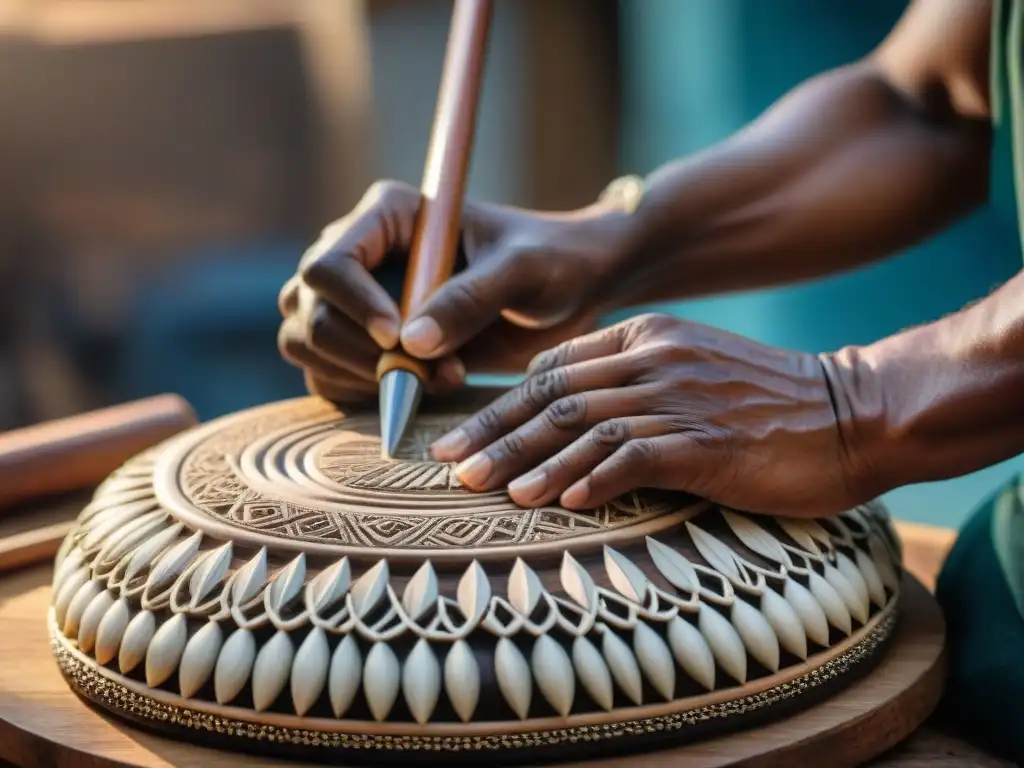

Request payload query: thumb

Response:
[400,254,531,359]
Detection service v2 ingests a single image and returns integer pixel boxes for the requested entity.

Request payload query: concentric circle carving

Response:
[152,398,692,561]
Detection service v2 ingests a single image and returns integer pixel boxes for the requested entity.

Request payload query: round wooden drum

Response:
[47,396,917,764]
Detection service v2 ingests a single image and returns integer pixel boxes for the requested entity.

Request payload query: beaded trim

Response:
[51,607,897,754]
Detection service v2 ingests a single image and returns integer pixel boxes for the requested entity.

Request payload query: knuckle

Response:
[544,395,587,430]
[368,179,417,210]
[528,345,566,375]
[445,279,490,317]
[520,369,568,409]
[621,438,660,464]
[475,405,503,435]
[591,419,631,449]
[497,433,525,458]
[305,304,331,349]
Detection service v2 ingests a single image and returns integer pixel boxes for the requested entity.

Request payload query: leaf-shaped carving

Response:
[53,548,84,595]
[214,628,256,705]
[824,558,869,624]
[560,553,597,611]
[854,548,887,608]
[722,510,790,566]
[686,523,741,580]
[531,634,575,717]
[604,546,648,603]
[231,548,268,605]
[783,577,830,646]
[776,518,822,556]
[667,616,716,691]
[123,524,184,582]
[494,637,532,719]
[95,599,131,665]
[868,534,900,591]
[64,580,102,638]
[94,510,166,567]
[444,640,480,722]
[602,630,643,705]
[364,642,400,722]
[147,532,202,591]
[291,627,329,716]
[118,610,156,674]
[646,537,699,593]
[456,560,490,625]
[307,558,351,615]
[146,614,188,687]
[54,567,88,628]
[188,543,233,605]
[403,639,441,724]
[252,630,294,712]
[760,588,807,660]
[808,569,852,635]
[350,560,389,618]
[402,562,438,622]
[633,622,675,701]
[329,634,362,717]
[180,621,223,698]
[731,599,780,673]
[572,636,614,711]
[508,559,543,617]
[77,590,115,653]
[698,605,747,684]
[267,555,307,614]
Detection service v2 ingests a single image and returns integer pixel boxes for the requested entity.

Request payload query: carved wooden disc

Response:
[47,396,909,764]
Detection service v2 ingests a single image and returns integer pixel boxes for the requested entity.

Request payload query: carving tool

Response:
[377,0,493,458]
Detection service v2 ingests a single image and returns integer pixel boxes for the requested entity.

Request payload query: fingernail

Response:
[508,470,546,502]
[561,479,590,508]
[401,317,443,355]
[431,428,470,459]
[455,452,493,488]
[436,357,467,386]
[368,317,399,349]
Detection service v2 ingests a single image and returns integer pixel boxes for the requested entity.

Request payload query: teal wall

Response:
[616,0,1024,527]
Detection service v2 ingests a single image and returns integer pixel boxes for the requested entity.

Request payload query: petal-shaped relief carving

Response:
[119,610,156,674]
[722,510,790,566]
[731,598,780,673]
[252,630,294,712]
[698,605,746,685]
[686,523,742,581]
[868,533,900,591]
[230,549,268,606]
[77,589,115,653]
[146,613,188,687]
[808,569,852,636]
[456,560,490,626]
[760,587,808,660]
[824,558,869,624]
[560,552,598,612]
[214,628,256,705]
[531,634,575,717]
[364,642,400,722]
[495,637,532,719]
[93,511,168,573]
[95,599,131,665]
[180,621,223,698]
[403,638,441,724]
[646,537,699,594]
[54,567,89,629]
[64,580,102,638]
[328,634,362,717]
[572,636,614,711]
[633,622,675,701]
[291,627,329,716]
[188,543,233,605]
[854,548,888,608]
[122,524,184,584]
[667,616,716,691]
[350,560,389,618]
[776,518,823,557]
[306,558,351,616]
[53,548,85,595]
[444,640,480,723]
[266,555,307,614]
[402,562,438,623]
[604,546,648,604]
[783,577,830,647]
[508,559,543,617]
[601,629,643,705]
[146,532,203,593]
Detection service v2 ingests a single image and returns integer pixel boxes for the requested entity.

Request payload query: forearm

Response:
[602,60,989,307]
[827,269,1024,494]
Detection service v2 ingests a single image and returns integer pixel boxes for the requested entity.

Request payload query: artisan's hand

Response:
[278,180,629,404]
[432,313,872,517]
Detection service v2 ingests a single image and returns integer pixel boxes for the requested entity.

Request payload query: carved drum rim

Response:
[50,596,897,746]
[152,399,698,564]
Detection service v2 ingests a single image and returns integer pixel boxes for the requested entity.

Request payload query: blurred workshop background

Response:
[0,0,1019,526]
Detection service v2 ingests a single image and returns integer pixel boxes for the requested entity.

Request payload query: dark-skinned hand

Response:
[432,313,870,517]
[277,180,630,405]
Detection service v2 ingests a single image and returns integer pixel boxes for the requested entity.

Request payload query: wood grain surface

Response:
[0,567,945,768]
